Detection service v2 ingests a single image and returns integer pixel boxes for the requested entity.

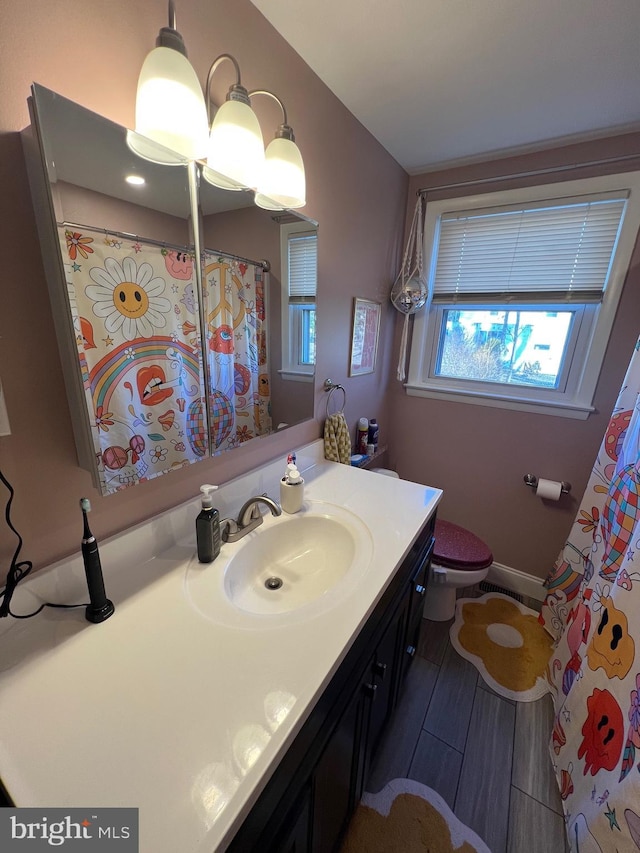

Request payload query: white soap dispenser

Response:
[280,461,304,514]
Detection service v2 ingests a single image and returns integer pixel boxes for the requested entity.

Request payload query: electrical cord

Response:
[0,468,87,619]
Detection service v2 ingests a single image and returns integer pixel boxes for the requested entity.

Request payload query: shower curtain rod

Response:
[416,151,640,196]
[60,221,270,271]
[204,246,270,272]
[61,221,192,254]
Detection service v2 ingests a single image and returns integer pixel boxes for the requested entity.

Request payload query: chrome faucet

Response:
[221,494,282,543]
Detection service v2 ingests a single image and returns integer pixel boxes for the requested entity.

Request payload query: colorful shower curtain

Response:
[202,251,271,453]
[60,226,208,496]
[540,336,640,852]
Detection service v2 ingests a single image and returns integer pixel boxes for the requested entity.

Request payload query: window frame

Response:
[279,220,317,383]
[406,172,640,419]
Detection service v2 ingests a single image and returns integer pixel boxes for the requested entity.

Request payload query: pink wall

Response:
[5,1,630,584]
[388,134,640,579]
[0,0,406,571]
[58,182,191,246]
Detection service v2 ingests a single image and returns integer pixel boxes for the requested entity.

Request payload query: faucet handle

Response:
[249,502,263,520]
[220,518,238,542]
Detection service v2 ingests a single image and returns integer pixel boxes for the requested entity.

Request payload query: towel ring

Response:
[324,379,346,417]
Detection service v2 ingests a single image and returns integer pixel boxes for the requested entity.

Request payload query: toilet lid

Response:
[433,519,493,571]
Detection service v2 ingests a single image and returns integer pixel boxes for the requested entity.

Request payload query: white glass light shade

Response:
[255,137,306,210]
[205,100,265,190]
[129,46,209,164]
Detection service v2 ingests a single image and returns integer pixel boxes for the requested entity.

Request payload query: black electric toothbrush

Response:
[80,498,115,623]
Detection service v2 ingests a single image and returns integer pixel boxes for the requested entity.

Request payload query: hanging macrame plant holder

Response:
[390,195,429,381]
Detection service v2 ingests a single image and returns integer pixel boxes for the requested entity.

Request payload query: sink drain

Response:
[265,576,284,591]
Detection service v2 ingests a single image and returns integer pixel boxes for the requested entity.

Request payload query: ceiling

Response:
[250,0,640,174]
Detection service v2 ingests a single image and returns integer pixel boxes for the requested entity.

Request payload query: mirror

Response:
[24,84,316,495]
[198,179,316,449]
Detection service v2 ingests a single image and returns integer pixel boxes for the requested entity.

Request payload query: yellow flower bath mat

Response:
[341,778,491,853]
[450,593,554,702]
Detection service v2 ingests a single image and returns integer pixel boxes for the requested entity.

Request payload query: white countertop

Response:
[0,440,441,852]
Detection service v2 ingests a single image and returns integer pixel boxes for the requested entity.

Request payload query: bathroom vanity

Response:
[0,440,440,852]
[227,508,435,852]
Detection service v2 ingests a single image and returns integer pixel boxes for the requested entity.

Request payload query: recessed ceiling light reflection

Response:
[125,174,146,186]
[264,690,296,732]
[232,724,271,775]
[191,762,239,830]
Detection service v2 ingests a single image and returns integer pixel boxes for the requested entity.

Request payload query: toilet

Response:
[369,469,493,621]
[424,519,493,621]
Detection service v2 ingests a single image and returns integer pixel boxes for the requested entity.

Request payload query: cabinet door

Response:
[311,668,375,853]
[368,596,408,756]
[269,784,311,853]
[400,542,433,684]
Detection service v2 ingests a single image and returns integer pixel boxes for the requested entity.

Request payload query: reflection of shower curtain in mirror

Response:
[58,225,208,496]
[202,251,271,452]
[539,336,640,852]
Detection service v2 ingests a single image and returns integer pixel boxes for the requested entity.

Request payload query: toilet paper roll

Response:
[536,478,562,501]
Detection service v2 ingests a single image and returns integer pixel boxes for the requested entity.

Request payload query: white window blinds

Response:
[288,231,317,303]
[432,193,628,303]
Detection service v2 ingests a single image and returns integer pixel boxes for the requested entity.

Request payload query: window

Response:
[280,221,317,382]
[407,173,640,418]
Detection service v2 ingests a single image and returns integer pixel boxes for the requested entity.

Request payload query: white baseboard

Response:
[485,562,546,602]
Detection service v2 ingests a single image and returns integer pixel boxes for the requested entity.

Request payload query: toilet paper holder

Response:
[524,473,571,494]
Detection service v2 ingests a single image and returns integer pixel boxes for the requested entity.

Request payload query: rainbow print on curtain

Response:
[540,336,640,851]
[202,251,271,453]
[60,226,207,495]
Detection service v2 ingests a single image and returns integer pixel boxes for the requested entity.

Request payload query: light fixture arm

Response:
[248,89,295,141]
[206,54,251,123]
[156,0,187,55]
[200,43,305,207]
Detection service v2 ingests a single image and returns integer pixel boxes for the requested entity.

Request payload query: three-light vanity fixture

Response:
[128,0,306,210]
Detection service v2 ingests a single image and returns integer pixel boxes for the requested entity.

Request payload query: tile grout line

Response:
[418,728,464,758]
[451,661,481,815]
[510,695,565,819]
[505,691,520,848]
[418,655,442,727]
[511,781,564,817]
[409,658,442,773]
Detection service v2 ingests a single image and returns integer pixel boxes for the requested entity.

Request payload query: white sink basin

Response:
[185,501,374,623]
[225,508,371,615]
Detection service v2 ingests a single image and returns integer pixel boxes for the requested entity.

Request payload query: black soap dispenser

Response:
[196,484,221,563]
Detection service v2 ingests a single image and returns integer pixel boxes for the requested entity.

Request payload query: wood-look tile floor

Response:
[366,588,569,853]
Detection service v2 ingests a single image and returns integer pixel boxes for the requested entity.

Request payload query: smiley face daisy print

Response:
[60,226,207,495]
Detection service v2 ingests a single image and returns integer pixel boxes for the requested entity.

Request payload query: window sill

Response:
[278,369,314,383]
[404,382,594,420]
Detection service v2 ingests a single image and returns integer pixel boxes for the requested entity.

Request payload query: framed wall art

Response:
[349,298,381,376]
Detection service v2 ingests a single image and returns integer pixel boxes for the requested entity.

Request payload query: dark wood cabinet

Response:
[311,664,374,853]
[271,785,312,853]
[368,595,407,755]
[228,513,436,853]
[401,546,431,685]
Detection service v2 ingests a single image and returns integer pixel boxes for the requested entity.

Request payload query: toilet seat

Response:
[433,519,493,571]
